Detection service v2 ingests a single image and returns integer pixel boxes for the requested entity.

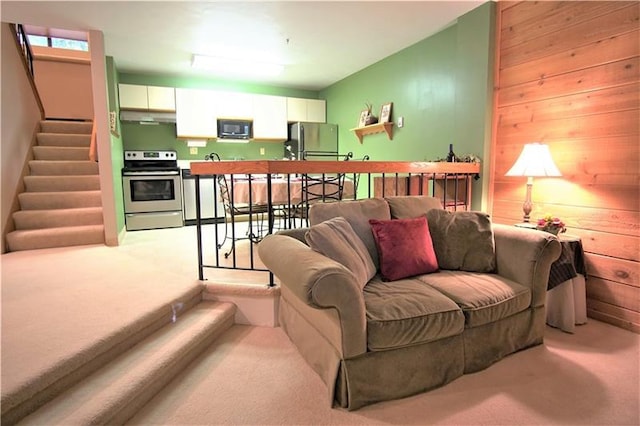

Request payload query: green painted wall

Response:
[120,122,284,161]
[320,2,495,208]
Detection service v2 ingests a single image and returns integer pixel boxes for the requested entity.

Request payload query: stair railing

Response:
[9,23,44,118]
[89,118,98,162]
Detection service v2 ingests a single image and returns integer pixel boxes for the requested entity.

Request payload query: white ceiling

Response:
[2,1,485,91]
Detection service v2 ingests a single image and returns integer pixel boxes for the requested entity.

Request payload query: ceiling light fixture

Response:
[191,54,284,77]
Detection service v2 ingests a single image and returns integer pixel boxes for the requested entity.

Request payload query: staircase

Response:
[6,120,105,251]
[3,299,236,425]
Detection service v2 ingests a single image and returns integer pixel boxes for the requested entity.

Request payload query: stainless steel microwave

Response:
[217,119,252,140]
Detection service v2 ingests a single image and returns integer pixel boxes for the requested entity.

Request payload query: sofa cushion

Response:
[386,195,443,219]
[369,217,438,281]
[305,217,377,291]
[417,270,531,328]
[309,198,391,269]
[364,277,464,351]
[426,209,496,272]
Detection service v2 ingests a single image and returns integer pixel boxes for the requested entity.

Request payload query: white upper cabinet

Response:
[286,97,326,123]
[253,95,288,141]
[307,99,326,123]
[217,92,253,119]
[175,88,217,139]
[147,86,176,111]
[119,84,175,111]
[286,97,307,123]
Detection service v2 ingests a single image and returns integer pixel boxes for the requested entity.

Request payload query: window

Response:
[26,34,88,51]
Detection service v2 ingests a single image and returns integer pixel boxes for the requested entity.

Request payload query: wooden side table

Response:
[545,234,587,333]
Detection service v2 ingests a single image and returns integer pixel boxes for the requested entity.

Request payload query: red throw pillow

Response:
[369,216,439,281]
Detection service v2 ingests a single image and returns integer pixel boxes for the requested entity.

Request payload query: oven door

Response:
[123,173,183,213]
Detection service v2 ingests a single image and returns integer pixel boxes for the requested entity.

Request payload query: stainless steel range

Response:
[122,150,183,231]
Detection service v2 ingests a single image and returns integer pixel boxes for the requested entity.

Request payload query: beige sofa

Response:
[258,196,561,410]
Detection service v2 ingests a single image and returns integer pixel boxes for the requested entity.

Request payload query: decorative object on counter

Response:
[536,215,566,235]
[505,142,562,223]
[446,144,457,162]
[363,102,378,125]
[430,153,480,163]
[379,102,393,123]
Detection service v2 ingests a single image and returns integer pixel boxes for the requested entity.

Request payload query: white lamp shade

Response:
[505,143,562,177]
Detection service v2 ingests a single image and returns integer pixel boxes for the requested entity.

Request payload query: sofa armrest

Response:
[492,224,562,307]
[258,234,367,358]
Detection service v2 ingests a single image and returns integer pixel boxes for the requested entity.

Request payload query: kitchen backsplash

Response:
[121,122,283,161]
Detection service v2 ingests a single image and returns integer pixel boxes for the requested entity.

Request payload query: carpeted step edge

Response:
[5,225,105,252]
[24,175,101,192]
[18,191,102,210]
[13,207,104,230]
[39,121,92,135]
[0,286,205,425]
[29,160,98,176]
[18,301,236,426]
[33,146,90,161]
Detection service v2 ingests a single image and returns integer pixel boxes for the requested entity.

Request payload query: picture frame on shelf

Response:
[358,110,369,128]
[379,102,393,123]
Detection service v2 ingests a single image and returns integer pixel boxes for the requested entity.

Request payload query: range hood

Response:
[120,110,176,124]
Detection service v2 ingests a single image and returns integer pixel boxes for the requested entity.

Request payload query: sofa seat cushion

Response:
[363,276,464,351]
[417,270,531,328]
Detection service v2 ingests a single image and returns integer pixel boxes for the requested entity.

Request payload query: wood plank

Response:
[500,2,631,51]
[500,30,640,89]
[494,137,640,178]
[498,57,640,107]
[586,253,640,288]
[496,83,640,126]
[496,111,639,145]
[501,4,639,69]
[501,1,573,32]
[587,300,640,333]
[493,180,639,211]
[492,213,639,262]
[586,277,639,312]
[492,199,640,237]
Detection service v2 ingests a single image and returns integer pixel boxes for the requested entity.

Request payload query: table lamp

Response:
[505,143,561,224]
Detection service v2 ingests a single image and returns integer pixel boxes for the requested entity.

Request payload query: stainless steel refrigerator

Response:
[285,122,338,160]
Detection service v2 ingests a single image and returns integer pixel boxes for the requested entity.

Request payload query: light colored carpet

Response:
[3,225,638,424]
[130,321,640,425]
[1,233,204,420]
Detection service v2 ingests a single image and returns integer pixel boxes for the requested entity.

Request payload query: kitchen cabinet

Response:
[217,92,253,119]
[252,95,288,140]
[286,97,326,123]
[175,88,217,139]
[119,84,175,111]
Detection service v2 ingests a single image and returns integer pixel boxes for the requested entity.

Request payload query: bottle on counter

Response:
[446,144,456,162]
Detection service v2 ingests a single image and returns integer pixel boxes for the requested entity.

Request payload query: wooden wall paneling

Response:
[491,199,640,237]
[499,57,639,106]
[492,180,639,211]
[496,83,640,127]
[586,254,640,287]
[501,30,640,89]
[586,277,639,312]
[500,2,631,51]
[587,299,640,333]
[500,4,639,69]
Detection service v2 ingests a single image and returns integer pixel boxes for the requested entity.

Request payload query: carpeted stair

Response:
[4,300,235,426]
[6,120,105,251]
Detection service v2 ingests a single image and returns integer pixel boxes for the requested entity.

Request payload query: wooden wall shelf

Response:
[350,122,394,143]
